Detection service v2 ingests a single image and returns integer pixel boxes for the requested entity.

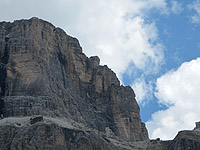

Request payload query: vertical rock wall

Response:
[0,17,148,141]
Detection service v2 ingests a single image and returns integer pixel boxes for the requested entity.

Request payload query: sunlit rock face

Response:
[0,17,149,150]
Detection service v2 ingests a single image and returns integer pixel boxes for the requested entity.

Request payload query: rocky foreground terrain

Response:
[0,17,200,150]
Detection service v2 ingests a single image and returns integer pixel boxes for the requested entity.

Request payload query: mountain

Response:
[0,17,199,150]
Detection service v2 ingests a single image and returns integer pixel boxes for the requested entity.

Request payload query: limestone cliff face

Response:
[0,17,148,147]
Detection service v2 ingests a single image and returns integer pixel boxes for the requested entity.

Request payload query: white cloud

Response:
[147,57,200,140]
[0,0,167,80]
[62,0,167,79]
[132,78,153,104]
[171,1,183,14]
[188,0,200,24]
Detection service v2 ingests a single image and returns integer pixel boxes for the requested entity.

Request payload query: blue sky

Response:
[0,0,200,140]
[123,0,200,122]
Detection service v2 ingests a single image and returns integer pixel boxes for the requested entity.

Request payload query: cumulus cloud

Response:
[132,78,153,104]
[147,57,200,140]
[188,0,200,24]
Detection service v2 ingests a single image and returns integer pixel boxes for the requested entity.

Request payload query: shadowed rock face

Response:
[167,130,200,150]
[0,121,119,150]
[0,17,148,143]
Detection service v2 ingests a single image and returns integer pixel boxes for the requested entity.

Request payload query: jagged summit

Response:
[0,18,200,150]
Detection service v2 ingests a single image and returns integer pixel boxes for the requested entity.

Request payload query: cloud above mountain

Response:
[147,57,200,140]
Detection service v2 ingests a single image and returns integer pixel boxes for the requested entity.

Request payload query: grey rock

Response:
[194,121,200,130]
[89,56,100,67]
[0,17,148,143]
[0,119,120,150]
[0,98,4,118]
[30,115,43,124]
[166,129,200,150]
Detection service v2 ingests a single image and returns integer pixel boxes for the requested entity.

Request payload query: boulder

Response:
[30,115,43,124]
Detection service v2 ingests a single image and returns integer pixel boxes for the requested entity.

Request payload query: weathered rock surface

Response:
[30,115,44,124]
[166,123,200,150]
[0,117,121,150]
[0,17,149,149]
[1,117,200,150]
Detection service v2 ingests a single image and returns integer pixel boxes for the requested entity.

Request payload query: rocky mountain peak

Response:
[0,17,149,149]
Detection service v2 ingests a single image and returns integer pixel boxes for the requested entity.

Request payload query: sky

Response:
[0,0,200,140]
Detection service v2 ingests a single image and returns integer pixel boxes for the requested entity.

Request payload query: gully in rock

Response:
[0,98,4,119]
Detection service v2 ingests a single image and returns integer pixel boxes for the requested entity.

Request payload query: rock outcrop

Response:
[0,17,148,150]
[0,117,121,150]
[166,122,200,150]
